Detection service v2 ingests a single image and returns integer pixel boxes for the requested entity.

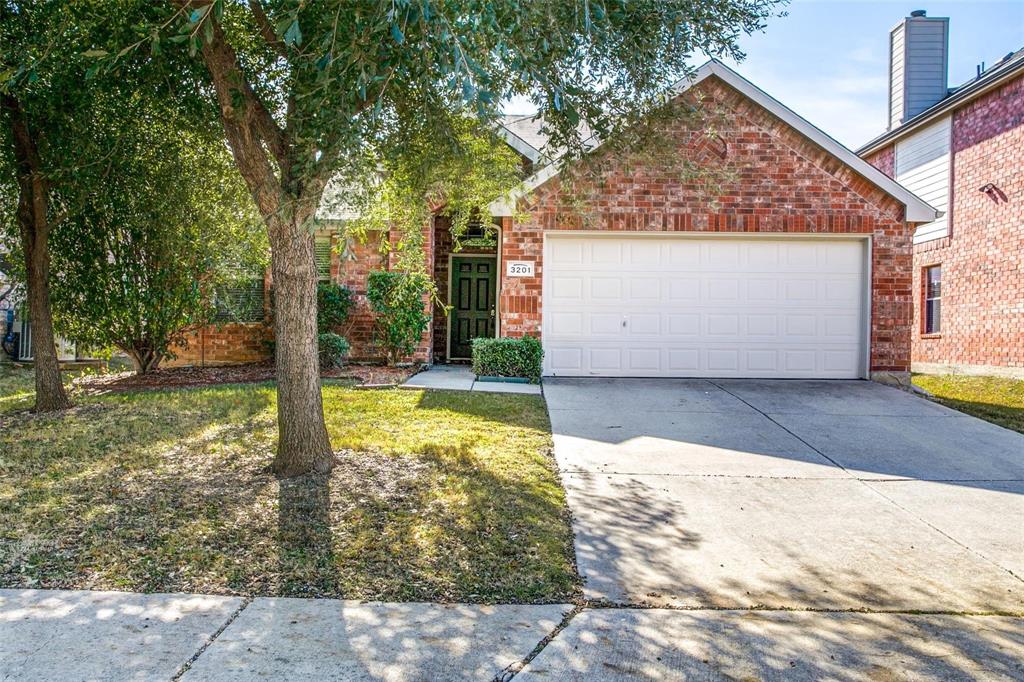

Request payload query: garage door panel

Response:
[589,348,623,371]
[589,313,622,336]
[590,277,622,300]
[669,279,700,300]
[627,314,661,335]
[706,242,741,267]
[668,242,701,266]
[550,276,583,300]
[707,279,740,301]
[543,235,866,378]
[707,315,740,336]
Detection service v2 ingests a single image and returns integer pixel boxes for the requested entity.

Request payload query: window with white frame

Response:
[924,265,941,334]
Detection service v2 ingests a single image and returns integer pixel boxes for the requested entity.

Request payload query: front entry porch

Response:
[431,216,500,363]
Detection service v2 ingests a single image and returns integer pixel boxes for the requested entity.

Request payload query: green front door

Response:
[450,256,496,359]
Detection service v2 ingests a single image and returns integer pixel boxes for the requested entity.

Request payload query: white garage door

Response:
[542,234,867,378]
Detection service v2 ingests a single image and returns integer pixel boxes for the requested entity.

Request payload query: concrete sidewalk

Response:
[401,364,541,395]
[3,588,1023,680]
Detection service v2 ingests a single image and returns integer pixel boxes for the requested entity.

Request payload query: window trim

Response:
[922,264,942,336]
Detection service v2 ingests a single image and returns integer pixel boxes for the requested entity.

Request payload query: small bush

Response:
[366,270,431,365]
[317,282,354,334]
[318,332,350,369]
[471,336,543,383]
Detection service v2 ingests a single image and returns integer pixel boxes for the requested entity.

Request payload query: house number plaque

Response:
[506,261,535,277]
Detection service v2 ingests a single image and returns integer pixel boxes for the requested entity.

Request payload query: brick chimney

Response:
[888,10,950,129]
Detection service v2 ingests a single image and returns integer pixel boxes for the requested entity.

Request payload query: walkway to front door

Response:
[448,256,496,359]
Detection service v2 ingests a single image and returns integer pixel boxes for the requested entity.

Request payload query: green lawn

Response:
[0,372,578,603]
[0,365,37,413]
[914,374,1024,434]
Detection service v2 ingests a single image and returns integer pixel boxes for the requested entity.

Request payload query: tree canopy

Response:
[49,93,266,372]
[61,0,783,473]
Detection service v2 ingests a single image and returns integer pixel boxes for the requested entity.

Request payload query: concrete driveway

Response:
[544,378,1024,612]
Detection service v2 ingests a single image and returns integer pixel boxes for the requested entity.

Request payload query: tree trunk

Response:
[3,94,70,412]
[268,211,334,477]
[128,346,163,374]
[21,222,69,411]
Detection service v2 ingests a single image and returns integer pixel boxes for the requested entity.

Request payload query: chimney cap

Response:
[910,9,927,17]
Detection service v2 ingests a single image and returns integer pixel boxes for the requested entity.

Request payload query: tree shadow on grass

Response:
[277,473,337,597]
[2,384,578,603]
[0,387,278,593]
[322,439,580,603]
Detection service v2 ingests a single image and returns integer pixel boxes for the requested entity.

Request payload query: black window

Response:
[924,265,941,334]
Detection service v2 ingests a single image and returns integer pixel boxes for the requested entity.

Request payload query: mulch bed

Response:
[73,362,418,394]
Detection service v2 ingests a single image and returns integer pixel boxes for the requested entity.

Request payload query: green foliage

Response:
[1,1,232,376]
[317,332,350,369]
[366,270,430,365]
[48,96,266,373]
[341,116,526,271]
[471,336,544,384]
[316,282,354,334]
[82,0,782,267]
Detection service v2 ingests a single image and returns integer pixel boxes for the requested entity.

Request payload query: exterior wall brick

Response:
[168,226,434,368]
[866,73,1024,373]
[165,323,271,367]
[500,76,914,373]
[333,230,388,361]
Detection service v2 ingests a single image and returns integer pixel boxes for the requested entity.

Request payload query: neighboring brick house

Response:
[174,59,940,381]
[859,10,1024,378]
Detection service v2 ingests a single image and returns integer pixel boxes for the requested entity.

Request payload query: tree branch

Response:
[173,1,287,169]
[248,0,288,60]
[170,1,285,219]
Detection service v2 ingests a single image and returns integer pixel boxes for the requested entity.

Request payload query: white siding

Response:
[889,25,906,129]
[895,116,950,243]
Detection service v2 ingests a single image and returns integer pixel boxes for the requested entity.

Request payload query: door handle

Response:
[490,308,496,317]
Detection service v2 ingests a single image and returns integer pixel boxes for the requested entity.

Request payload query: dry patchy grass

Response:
[0,380,578,603]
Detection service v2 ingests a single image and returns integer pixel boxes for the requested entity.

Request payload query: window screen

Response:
[924,265,941,334]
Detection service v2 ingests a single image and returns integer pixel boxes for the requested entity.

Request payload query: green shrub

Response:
[366,270,431,365]
[318,332,350,369]
[471,336,543,383]
[317,282,354,334]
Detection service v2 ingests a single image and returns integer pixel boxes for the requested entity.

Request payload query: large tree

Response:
[0,0,209,410]
[100,0,781,475]
[50,95,266,373]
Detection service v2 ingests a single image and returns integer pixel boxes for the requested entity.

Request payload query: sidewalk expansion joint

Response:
[171,595,253,681]
[493,603,584,681]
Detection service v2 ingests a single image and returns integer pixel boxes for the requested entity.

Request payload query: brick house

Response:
[174,60,940,382]
[859,10,1024,378]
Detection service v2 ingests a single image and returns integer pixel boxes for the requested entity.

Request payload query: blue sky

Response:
[504,1,1024,150]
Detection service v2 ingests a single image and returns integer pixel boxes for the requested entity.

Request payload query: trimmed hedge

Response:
[318,332,350,369]
[317,282,354,334]
[471,336,543,383]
